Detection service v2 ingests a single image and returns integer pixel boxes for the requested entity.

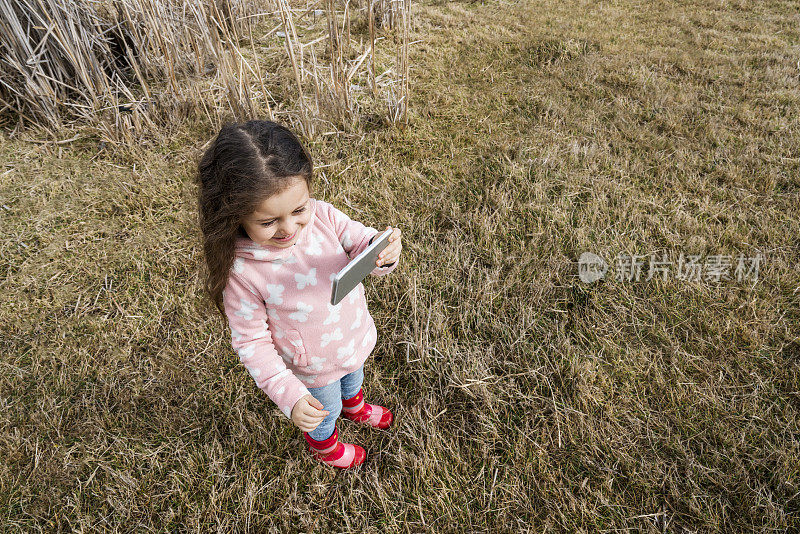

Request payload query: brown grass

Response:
[1,0,799,531]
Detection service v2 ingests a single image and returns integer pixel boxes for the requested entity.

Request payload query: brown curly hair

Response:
[194,120,314,318]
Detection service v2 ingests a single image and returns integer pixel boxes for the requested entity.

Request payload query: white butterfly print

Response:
[265,284,284,305]
[244,364,261,379]
[231,326,244,343]
[321,327,343,347]
[304,232,323,256]
[341,229,353,250]
[240,247,270,260]
[343,354,358,367]
[270,368,290,382]
[361,329,373,347]
[349,286,359,304]
[295,268,317,290]
[252,319,268,339]
[280,346,294,362]
[270,255,297,271]
[289,336,304,352]
[267,308,280,321]
[337,339,355,360]
[233,257,245,273]
[324,302,342,325]
[272,324,285,339]
[275,385,286,396]
[308,355,326,372]
[350,307,363,330]
[289,301,313,322]
[298,374,318,384]
[237,345,255,361]
[234,298,258,321]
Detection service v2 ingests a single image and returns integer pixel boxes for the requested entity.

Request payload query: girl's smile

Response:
[272,230,297,242]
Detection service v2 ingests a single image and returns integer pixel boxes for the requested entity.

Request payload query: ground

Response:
[1,0,798,531]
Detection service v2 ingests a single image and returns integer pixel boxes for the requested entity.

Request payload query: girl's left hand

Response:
[376,226,402,267]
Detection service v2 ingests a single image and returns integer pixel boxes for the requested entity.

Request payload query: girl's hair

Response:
[195,120,314,318]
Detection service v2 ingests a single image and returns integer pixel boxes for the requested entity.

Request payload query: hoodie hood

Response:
[234,197,317,262]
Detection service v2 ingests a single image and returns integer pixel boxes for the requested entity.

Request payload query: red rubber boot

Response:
[341,387,394,429]
[304,426,366,469]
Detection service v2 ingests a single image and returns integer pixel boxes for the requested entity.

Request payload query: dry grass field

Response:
[2,0,799,531]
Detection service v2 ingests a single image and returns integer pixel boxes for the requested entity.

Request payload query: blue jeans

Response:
[305,363,364,441]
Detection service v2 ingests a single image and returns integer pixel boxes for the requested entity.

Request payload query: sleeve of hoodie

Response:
[222,272,311,419]
[320,201,399,276]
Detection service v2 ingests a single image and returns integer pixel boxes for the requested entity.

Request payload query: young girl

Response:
[195,120,402,469]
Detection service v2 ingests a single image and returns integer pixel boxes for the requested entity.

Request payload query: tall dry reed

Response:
[0,0,268,144]
[276,0,413,136]
[0,0,413,144]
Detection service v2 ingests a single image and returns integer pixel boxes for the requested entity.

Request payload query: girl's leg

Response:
[340,363,365,401]
[340,363,394,430]
[303,377,367,469]
[305,380,342,441]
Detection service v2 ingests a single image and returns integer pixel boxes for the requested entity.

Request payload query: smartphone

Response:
[331,227,393,306]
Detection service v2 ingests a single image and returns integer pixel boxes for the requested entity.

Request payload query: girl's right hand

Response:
[291,394,330,432]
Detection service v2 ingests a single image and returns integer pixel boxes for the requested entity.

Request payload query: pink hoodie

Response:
[221,198,399,419]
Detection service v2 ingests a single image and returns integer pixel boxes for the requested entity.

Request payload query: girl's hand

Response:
[376,226,402,267]
[291,394,330,432]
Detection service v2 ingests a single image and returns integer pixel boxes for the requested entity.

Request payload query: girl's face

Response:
[241,177,312,248]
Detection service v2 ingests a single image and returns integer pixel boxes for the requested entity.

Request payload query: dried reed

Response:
[0,0,413,143]
[276,0,412,135]
[0,0,268,144]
